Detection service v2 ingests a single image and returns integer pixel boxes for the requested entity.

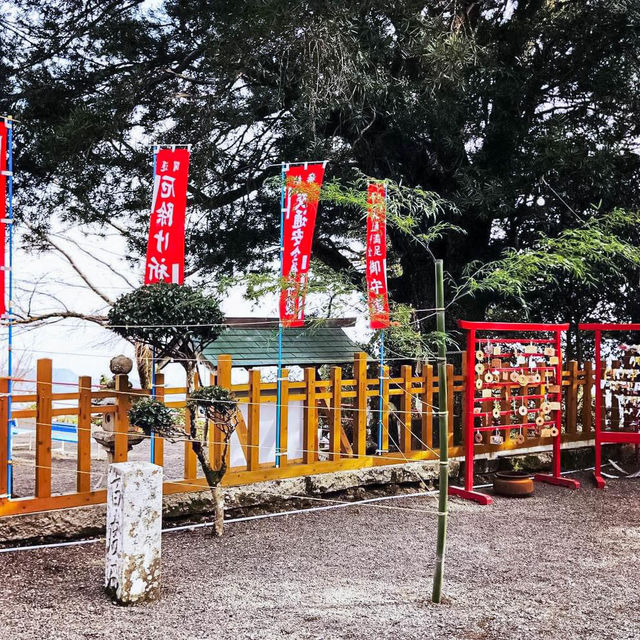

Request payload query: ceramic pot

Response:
[493,471,534,497]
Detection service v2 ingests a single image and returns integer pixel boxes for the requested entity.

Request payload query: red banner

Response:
[366,182,390,329]
[0,121,8,317]
[144,147,190,285]
[279,163,326,327]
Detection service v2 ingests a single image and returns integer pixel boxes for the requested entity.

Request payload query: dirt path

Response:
[1,473,639,640]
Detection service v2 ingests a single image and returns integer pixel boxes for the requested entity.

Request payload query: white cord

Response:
[0,490,438,554]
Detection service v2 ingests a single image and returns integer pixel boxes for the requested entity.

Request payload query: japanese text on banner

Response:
[144,147,190,285]
[279,163,326,327]
[0,121,8,316]
[366,183,389,329]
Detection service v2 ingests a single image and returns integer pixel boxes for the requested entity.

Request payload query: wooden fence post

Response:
[303,367,318,464]
[460,352,467,451]
[582,361,593,433]
[247,369,260,470]
[447,363,455,448]
[217,355,232,388]
[36,358,53,497]
[353,353,368,457]
[400,364,413,454]
[207,370,216,468]
[460,362,469,452]
[610,359,621,429]
[329,366,342,461]
[215,355,233,469]
[77,376,92,493]
[0,377,8,499]
[422,364,434,452]
[381,364,390,453]
[600,359,607,428]
[153,372,165,467]
[566,360,578,434]
[183,370,199,479]
[279,368,289,467]
[113,374,130,463]
[500,380,511,434]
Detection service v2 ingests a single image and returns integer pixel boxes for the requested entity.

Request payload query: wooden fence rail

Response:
[0,353,597,517]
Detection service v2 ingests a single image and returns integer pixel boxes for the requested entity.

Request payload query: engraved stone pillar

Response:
[105,462,163,605]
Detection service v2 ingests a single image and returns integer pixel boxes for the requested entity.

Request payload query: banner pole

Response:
[377,331,385,453]
[150,345,156,463]
[5,117,14,497]
[150,146,157,463]
[275,163,286,468]
[378,182,388,454]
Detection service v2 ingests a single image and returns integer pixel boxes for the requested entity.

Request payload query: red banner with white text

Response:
[366,183,389,329]
[0,121,8,317]
[279,163,326,327]
[144,147,190,285]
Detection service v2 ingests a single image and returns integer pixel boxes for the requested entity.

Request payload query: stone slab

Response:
[105,462,163,605]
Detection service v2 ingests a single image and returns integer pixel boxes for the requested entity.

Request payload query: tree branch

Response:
[23,222,114,305]
[11,311,107,326]
[50,232,136,290]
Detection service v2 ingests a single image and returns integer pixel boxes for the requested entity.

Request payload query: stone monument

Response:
[105,461,163,605]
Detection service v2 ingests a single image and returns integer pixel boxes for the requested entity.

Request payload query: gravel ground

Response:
[1,472,639,639]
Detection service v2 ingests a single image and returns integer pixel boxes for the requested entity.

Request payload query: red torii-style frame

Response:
[578,323,640,489]
[450,320,581,504]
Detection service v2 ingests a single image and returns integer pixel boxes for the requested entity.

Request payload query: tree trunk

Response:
[184,361,228,536]
[213,485,224,537]
[135,342,153,389]
[191,440,225,537]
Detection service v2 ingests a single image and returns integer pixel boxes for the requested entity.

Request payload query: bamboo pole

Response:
[5,116,14,498]
[432,259,449,603]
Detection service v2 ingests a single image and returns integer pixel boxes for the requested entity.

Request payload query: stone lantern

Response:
[92,355,145,462]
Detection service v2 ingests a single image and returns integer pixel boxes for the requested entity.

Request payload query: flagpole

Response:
[150,345,156,463]
[377,330,385,453]
[374,182,388,454]
[150,146,157,463]
[275,162,286,468]
[5,116,14,497]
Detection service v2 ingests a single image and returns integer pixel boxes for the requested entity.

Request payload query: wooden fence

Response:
[0,353,596,517]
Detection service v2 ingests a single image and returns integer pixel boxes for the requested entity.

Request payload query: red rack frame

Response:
[579,323,640,488]
[450,321,580,504]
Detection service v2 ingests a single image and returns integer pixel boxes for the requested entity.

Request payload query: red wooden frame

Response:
[578,323,640,488]
[450,321,580,504]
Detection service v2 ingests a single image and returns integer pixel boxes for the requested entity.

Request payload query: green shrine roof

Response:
[202,317,362,367]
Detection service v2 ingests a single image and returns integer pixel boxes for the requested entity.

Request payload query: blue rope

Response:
[275,163,286,468]
[5,117,14,496]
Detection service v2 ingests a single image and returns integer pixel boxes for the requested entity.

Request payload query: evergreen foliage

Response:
[187,386,236,422]
[109,284,234,533]
[128,397,176,439]
[107,283,225,369]
[4,1,640,354]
